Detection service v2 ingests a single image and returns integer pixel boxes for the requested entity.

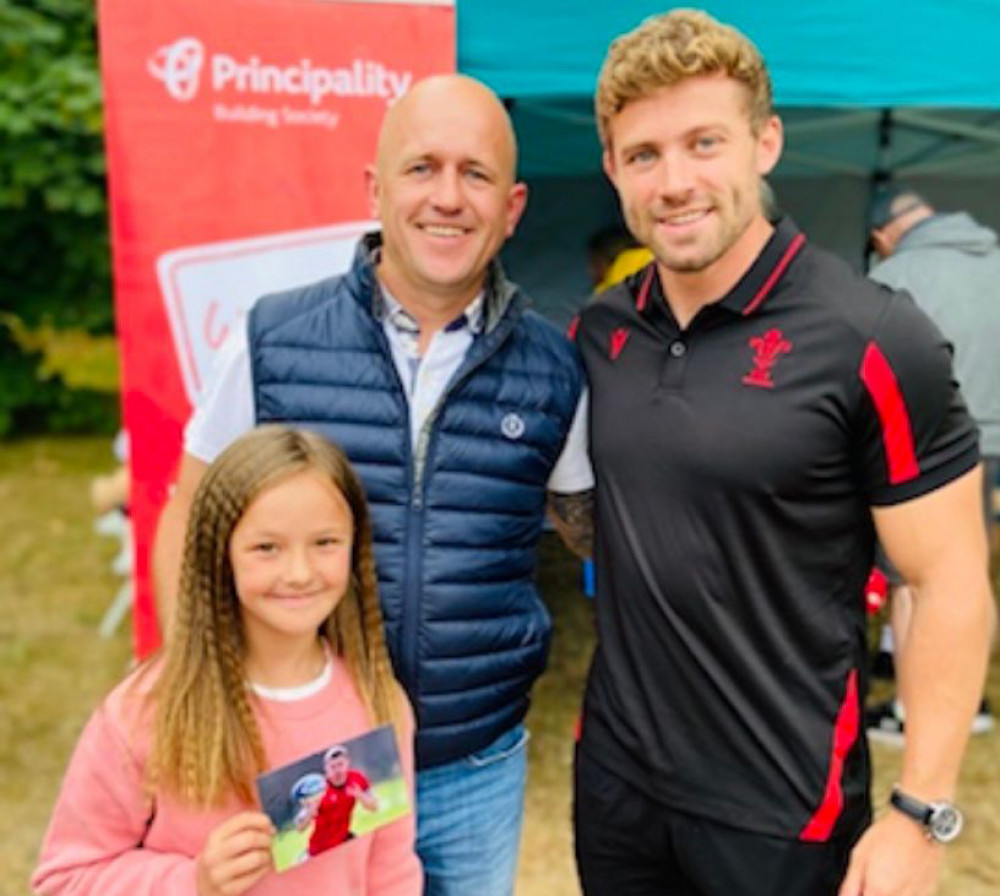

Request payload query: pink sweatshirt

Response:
[32,658,421,896]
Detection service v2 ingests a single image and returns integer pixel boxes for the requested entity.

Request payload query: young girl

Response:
[33,426,421,896]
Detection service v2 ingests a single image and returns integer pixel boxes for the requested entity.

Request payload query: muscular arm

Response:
[874,465,995,800]
[840,465,995,896]
[546,489,595,559]
[152,453,208,635]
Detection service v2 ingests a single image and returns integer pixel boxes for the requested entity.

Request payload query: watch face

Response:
[929,804,963,843]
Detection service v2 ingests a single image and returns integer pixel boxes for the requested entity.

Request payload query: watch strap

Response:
[889,787,933,826]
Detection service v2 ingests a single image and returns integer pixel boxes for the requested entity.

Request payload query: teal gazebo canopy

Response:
[456,2,1000,179]
[451,2,1000,315]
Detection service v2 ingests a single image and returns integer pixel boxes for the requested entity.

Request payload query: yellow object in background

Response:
[595,246,654,293]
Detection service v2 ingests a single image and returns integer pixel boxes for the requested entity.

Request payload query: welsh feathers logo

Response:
[742,328,792,388]
[148,37,205,102]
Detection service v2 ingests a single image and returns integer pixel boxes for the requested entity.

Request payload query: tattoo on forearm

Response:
[547,489,595,559]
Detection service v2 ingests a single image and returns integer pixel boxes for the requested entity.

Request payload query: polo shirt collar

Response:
[640,217,806,320]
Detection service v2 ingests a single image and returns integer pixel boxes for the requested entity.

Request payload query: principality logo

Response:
[146,36,411,106]
[501,413,526,440]
[148,37,205,102]
[742,328,793,388]
[609,327,630,361]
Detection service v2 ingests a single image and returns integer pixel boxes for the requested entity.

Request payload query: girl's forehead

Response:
[236,469,353,529]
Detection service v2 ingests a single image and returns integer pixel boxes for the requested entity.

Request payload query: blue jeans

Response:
[416,724,529,896]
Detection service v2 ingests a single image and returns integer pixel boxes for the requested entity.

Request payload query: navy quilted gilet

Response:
[248,239,583,767]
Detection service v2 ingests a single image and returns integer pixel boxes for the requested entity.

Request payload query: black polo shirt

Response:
[575,218,979,841]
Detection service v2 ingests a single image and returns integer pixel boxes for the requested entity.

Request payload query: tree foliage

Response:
[0,0,111,331]
[0,320,117,436]
[0,0,115,436]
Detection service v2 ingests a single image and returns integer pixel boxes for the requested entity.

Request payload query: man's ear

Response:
[755,115,783,176]
[602,147,619,187]
[505,181,529,237]
[364,164,380,218]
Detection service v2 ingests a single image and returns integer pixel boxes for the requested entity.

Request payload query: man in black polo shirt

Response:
[572,10,995,896]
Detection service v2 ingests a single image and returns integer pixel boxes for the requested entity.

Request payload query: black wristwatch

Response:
[889,786,964,843]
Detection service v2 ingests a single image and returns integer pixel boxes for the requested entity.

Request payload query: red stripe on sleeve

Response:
[799,669,860,842]
[860,342,920,484]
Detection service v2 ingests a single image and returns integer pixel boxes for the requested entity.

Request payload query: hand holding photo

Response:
[256,724,410,872]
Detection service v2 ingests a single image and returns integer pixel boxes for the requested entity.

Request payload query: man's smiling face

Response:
[604,73,781,278]
[366,76,527,312]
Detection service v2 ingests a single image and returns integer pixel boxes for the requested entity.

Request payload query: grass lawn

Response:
[0,436,132,895]
[2,435,997,894]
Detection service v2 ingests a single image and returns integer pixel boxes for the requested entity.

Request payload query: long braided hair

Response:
[147,425,400,807]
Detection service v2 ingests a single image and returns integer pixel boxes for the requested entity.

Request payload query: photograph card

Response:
[256,724,409,872]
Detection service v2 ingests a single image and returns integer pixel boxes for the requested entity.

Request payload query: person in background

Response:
[865,184,999,742]
[572,10,994,896]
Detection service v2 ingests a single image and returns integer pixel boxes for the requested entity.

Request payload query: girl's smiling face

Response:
[229,469,354,653]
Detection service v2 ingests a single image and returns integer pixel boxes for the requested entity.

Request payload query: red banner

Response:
[97,0,455,657]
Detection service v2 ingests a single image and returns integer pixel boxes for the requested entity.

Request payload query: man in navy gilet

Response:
[154,75,593,896]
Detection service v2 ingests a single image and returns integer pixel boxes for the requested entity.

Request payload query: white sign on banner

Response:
[156,220,376,400]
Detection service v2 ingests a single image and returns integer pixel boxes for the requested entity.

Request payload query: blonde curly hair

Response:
[596,9,773,146]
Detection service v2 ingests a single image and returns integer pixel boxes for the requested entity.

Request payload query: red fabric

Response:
[635,266,655,312]
[97,0,455,659]
[798,669,860,842]
[566,315,580,342]
[609,327,630,361]
[865,567,889,614]
[309,770,371,855]
[860,342,920,484]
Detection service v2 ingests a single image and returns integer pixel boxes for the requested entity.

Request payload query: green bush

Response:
[0,0,117,435]
[0,0,112,334]
[0,322,117,437]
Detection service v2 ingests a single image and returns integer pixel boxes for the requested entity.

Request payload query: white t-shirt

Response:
[185,312,593,494]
